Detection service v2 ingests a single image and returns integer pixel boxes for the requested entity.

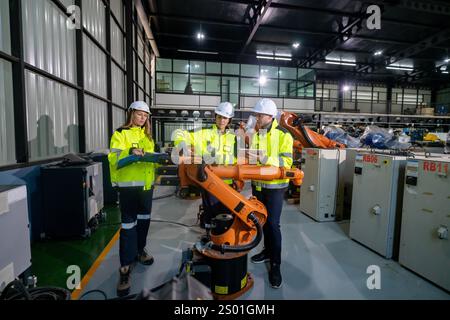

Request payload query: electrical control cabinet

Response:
[399,155,450,291]
[0,185,31,291]
[342,148,368,220]
[349,153,407,259]
[41,162,104,238]
[299,148,346,221]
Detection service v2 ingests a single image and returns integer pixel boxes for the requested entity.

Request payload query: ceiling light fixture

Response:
[374,50,383,56]
[386,65,414,71]
[274,57,292,61]
[257,55,274,60]
[256,50,273,56]
[293,42,300,49]
[178,49,218,55]
[196,32,205,40]
[325,59,356,66]
[275,53,292,57]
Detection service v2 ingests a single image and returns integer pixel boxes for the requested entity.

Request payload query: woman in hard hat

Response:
[192,102,237,232]
[108,101,156,297]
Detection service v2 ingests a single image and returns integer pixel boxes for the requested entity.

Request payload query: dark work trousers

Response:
[201,189,230,228]
[118,187,153,267]
[251,186,287,265]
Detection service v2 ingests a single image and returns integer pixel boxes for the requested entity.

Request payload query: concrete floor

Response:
[79,185,450,300]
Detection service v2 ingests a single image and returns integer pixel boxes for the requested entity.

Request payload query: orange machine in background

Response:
[278,112,345,204]
[279,112,345,151]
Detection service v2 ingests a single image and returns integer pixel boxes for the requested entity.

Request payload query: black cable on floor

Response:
[0,280,71,301]
[99,218,200,229]
[78,289,108,300]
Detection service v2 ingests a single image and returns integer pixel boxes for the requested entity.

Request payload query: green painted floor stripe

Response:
[30,205,121,291]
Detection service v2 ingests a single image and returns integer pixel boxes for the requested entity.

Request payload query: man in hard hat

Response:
[192,102,237,231]
[248,98,293,289]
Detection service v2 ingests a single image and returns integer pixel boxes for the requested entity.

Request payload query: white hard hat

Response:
[253,98,277,117]
[215,102,234,118]
[129,101,151,114]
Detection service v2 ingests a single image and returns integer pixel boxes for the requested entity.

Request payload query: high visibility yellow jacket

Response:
[250,119,294,189]
[174,125,236,184]
[108,126,156,190]
[191,125,236,166]
[173,128,193,154]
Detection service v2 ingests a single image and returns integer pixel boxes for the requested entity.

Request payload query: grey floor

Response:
[79,185,450,300]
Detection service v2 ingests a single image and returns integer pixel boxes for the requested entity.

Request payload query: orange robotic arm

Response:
[279,112,345,151]
[178,162,304,258]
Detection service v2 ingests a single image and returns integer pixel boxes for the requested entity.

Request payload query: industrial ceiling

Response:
[143,0,450,86]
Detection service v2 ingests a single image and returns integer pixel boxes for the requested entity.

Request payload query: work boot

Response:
[117,266,131,297]
[137,250,154,266]
[250,250,270,264]
[269,263,283,289]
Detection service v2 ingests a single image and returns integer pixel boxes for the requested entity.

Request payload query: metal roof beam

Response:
[218,0,444,29]
[155,32,243,43]
[370,0,450,16]
[298,7,369,68]
[357,28,450,73]
[240,0,273,55]
[150,14,448,48]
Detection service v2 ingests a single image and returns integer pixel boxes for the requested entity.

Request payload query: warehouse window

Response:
[112,107,126,133]
[0,59,16,165]
[241,78,259,95]
[221,76,239,105]
[157,58,172,72]
[351,91,373,101]
[83,35,107,98]
[137,36,145,61]
[261,78,278,96]
[22,0,77,84]
[0,0,11,54]
[173,74,189,92]
[173,59,189,73]
[112,63,126,107]
[155,58,316,100]
[298,82,314,98]
[206,62,221,74]
[191,75,206,93]
[157,72,173,92]
[298,68,315,81]
[279,67,296,80]
[397,93,423,105]
[82,0,106,47]
[222,63,239,75]
[85,95,108,152]
[111,16,125,68]
[110,0,124,28]
[241,64,259,78]
[189,61,205,74]
[25,71,79,161]
[316,89,330,99]
[260,65,278,79]
[145,70,150,97]
[206,76,221,94]
[280,80,297,97]
[138,60,145,90]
